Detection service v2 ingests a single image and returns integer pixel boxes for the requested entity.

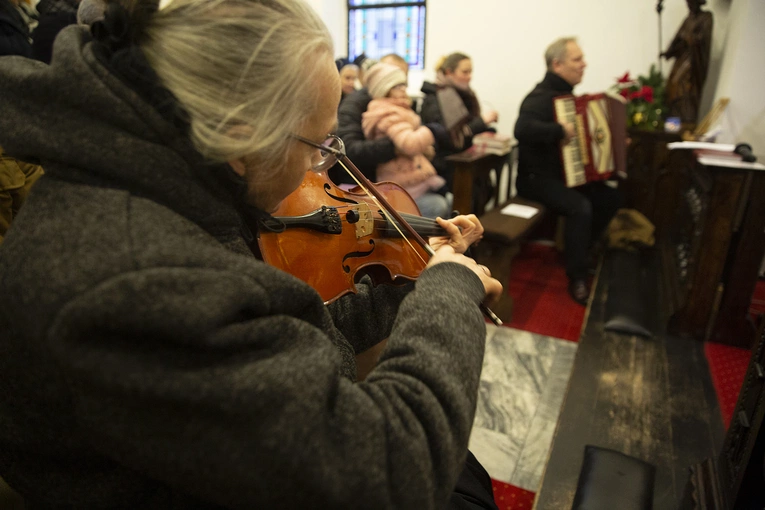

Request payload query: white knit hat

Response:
[365,63,407,99]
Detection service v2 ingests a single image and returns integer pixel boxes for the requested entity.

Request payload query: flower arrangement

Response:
[612,64,666,131]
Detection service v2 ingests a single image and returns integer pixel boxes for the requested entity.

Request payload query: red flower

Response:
[618,88,630,100]
[628,85,654,103]
[641,85,654,103]
[617,71,632,83]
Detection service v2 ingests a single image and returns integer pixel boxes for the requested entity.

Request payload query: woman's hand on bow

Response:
[426,245,503,302]
[429,214,484,254]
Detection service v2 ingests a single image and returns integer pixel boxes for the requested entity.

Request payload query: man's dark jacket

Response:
[513,71,573,181]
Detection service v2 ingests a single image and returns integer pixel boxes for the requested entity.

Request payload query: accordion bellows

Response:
[553,93,627,188]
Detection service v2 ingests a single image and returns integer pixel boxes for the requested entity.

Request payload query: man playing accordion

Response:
[514,37,623,306]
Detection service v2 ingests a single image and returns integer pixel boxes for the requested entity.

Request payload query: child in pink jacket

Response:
[362,63,452,219]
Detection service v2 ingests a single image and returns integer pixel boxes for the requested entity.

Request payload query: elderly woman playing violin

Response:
[0,0,502,508]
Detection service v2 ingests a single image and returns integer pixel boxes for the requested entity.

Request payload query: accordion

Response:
[553,93,627,188]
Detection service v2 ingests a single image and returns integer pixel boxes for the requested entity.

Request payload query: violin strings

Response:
[328,203,442,234]
[337,214,442,235]
[335,160,427,266]
[335,219,444,239]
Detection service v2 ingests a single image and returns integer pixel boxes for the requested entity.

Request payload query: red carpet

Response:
[505,242,586,342]
[491,480,536,510]
[705,342,751,428]
[703,279,763,428]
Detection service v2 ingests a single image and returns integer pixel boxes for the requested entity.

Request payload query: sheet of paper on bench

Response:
[500,203,539,219]
[667,141,735,152]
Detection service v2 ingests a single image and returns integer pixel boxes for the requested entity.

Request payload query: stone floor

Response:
[469,325,578,492]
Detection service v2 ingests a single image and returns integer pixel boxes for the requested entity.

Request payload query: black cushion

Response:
[603,249,654,338]
[572,445,656,510]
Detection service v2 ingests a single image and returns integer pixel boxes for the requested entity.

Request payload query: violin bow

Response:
[334,154,503,326]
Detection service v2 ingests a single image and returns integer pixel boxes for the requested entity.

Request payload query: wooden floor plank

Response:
[534,249,724,510]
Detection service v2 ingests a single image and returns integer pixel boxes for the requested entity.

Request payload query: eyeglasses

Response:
[291,134,346,173]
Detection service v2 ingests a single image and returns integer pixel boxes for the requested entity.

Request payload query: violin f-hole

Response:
[342,240,376,273]
[324,183,358,205]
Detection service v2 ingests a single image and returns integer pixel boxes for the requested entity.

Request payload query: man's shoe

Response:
[568,279,590,306]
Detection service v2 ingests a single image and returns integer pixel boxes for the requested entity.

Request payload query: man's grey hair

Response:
[545,37,577,70]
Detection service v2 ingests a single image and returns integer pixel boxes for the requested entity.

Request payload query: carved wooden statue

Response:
[661,0,713,125]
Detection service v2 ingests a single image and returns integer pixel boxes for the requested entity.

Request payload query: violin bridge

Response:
[354,203,374,239]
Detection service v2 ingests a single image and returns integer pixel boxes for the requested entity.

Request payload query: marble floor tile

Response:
[509,338,577,491]
[468,426,521,482]
[509,468,542,494]
[471,325,578,489]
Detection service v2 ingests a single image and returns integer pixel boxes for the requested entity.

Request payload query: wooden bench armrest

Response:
[480,198,547,245]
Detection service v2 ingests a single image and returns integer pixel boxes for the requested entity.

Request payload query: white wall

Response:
[304,0,347,58]
[307,0,731,138]
[698,0,732,124]
[711,0,765,159]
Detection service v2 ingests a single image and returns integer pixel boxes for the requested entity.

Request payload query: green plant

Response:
[612,64,666,131]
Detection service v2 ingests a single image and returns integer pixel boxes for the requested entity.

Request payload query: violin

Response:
[256,169,448,304]
[254,145,502,325]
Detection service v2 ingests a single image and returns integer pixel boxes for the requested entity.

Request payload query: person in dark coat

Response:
[30,0,79,63]
[333,53,453,188]
[0,0,503,507]
[419,53,498,146]
[332,53,410,184]
[419,52,498,196]
[335,56,358,108]
[0,0,32,57]
[361,62,450,219]
[514,37,622,305]
[333,85,395,184]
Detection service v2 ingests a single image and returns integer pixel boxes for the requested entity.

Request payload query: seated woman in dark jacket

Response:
[420,52,498,192]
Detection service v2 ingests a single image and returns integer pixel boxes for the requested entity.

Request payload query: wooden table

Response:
[445,148,514,216]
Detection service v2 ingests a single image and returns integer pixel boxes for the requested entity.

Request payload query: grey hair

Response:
[545,37,577,70]
[138,0,334,171]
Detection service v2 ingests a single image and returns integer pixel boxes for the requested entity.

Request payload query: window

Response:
[347,1,427,70]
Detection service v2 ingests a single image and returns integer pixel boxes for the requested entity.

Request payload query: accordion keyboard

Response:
[554,98,586,187]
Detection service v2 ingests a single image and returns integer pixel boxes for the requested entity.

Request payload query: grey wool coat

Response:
[0,27,489,509]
